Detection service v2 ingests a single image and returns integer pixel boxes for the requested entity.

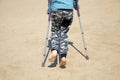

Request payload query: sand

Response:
[0,0,120,80]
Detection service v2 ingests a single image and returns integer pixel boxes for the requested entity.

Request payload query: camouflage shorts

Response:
[50,9,73,55]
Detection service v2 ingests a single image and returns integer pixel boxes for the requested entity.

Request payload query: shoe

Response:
[48,50,58,63]
[59,57,67,66]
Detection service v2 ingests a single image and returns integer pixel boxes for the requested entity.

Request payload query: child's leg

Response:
[48,11,62,62]
[59,10,73,66]
[50,11,61,52]
[59,25,69,66]
[60,10,73,57]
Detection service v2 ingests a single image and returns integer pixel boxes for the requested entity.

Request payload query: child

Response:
[48,0,78,67]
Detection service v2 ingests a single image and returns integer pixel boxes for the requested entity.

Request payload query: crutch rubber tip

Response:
[85,55,89,60]
[41,63,45,67]
[85,48,87,50]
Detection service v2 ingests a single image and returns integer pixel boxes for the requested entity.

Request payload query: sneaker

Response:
[48,50,58,63]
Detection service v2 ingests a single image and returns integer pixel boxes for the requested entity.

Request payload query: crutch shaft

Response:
[41,48,50,67]
[78,17,87,50]
[41,13,51,67]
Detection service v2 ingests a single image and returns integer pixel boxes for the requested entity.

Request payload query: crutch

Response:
[75,0,89,60]
[41,0,52,67]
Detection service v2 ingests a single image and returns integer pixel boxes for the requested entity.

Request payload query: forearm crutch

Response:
[41,14,51,67]
[76,0,89,60]
[41,0,52,67]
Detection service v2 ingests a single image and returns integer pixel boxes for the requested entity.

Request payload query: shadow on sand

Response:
[48,57,66,69]
[48,57,58,68]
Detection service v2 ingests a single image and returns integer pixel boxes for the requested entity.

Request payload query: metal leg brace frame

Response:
[68,41,89,60]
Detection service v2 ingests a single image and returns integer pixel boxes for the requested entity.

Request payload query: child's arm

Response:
[47,1,50,14]
[47,0,52,14]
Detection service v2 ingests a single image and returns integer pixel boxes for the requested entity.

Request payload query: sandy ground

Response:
[0,0,120,80]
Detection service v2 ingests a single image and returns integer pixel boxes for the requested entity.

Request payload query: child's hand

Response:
[74,4,80,10]
[47,10,50,15]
